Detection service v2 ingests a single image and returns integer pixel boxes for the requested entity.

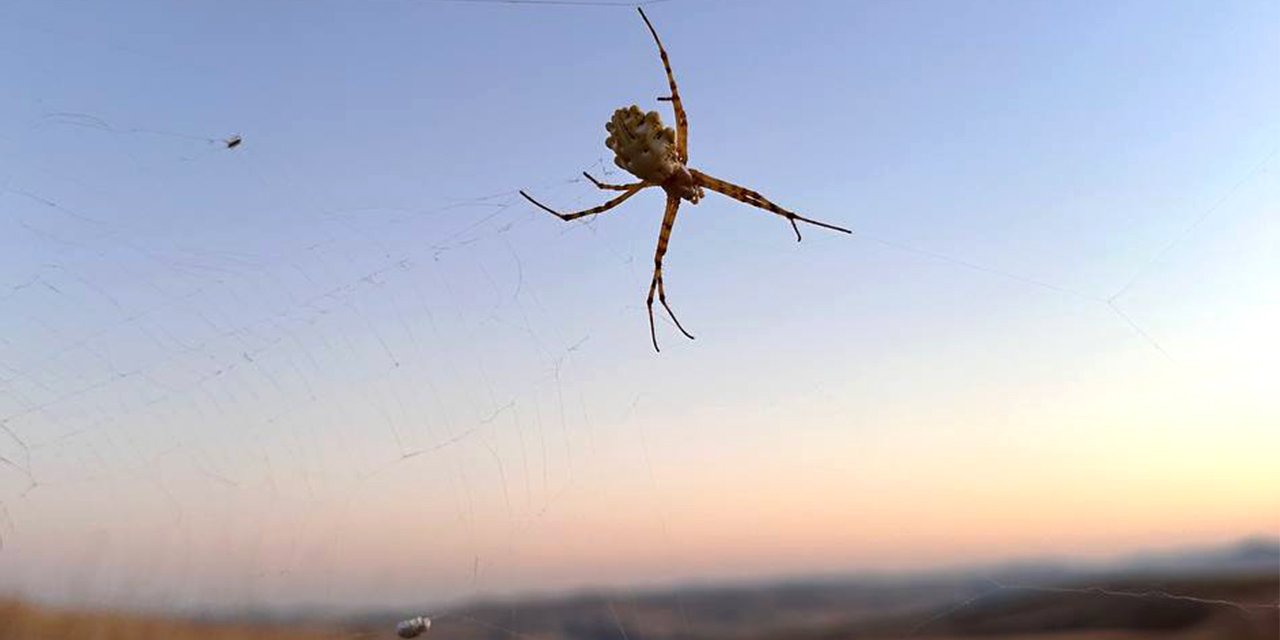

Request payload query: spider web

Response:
[2,1,1277,639]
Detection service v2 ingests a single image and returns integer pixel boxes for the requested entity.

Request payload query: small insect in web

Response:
[521,8,852,352]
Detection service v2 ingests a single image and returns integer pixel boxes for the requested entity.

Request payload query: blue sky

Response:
[0,0,1276,613]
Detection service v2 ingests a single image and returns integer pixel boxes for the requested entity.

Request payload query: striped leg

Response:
[520,183,648,221]
[638,8,689,163]
[690,169,852,241]
[583,172,643,191]
[647,194,695,351]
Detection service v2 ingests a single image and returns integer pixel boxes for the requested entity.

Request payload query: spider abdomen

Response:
[605,105,680,183]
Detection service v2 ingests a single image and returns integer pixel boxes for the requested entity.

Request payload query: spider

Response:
[520,8,851,352]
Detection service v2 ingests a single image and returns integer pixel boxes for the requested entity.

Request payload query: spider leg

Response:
[647,194,695,352]
[520,183,649,221]
[638,8,689,164]
[583,172,643,192]
[690,169,852,241]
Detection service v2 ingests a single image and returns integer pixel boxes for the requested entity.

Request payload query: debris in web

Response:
[38,111,238,150]
[395,615,431,638]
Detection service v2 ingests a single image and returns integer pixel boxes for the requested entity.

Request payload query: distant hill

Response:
[4,538,1275,640]
[1115,536,1280,576]
[334,537,1279,640]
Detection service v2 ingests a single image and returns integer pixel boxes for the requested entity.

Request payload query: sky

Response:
[0,0,1277,615]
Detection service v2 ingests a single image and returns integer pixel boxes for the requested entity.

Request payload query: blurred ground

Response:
[0,599,337,640]
[3,572,1273,639]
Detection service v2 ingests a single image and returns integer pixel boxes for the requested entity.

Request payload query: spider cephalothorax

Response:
[521,8,851,351]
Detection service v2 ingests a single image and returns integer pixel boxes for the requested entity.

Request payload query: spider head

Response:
[605,105,680,183]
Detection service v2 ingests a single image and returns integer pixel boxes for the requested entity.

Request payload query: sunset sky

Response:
[0,0,1276,613]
